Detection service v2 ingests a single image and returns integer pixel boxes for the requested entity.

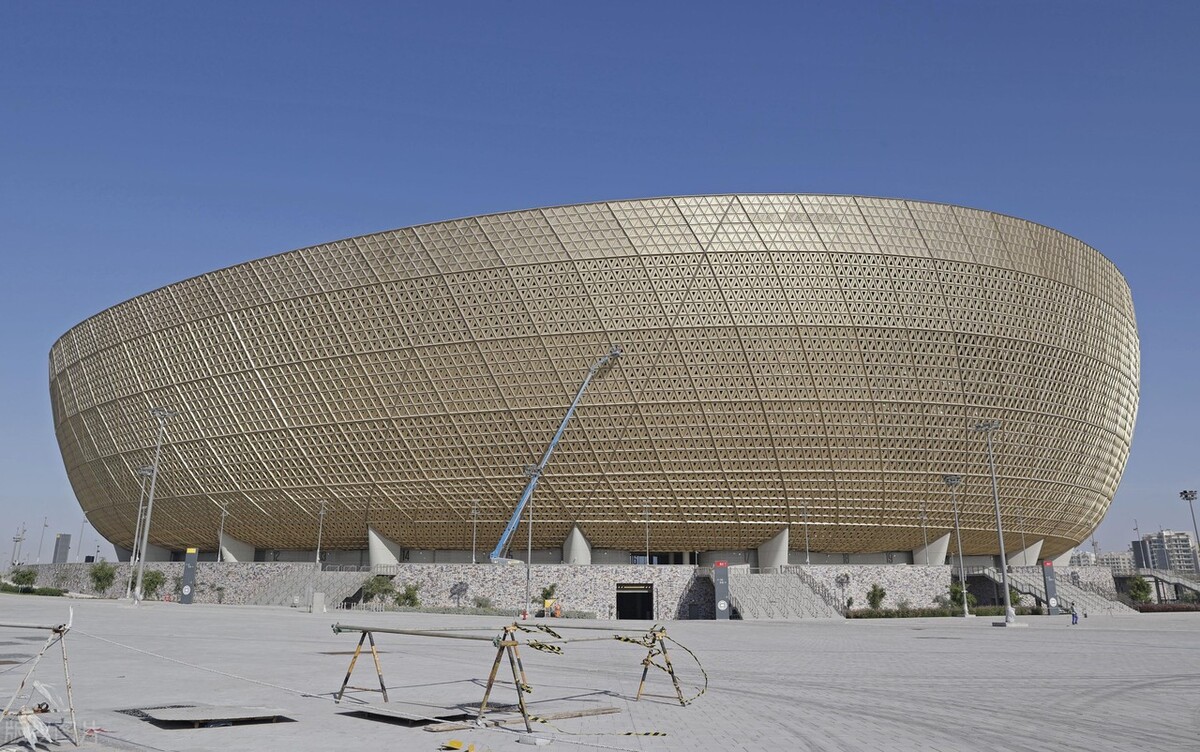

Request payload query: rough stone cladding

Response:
[28,563,711,620]
[49,195,1139,560]
[798,564,952,609]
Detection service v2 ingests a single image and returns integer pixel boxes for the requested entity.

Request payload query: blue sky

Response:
[3,2,1198,562]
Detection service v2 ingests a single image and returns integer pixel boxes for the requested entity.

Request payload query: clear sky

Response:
[3,2,1198,563]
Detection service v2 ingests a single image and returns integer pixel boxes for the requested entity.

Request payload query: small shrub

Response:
[867,583,886,610]
[538,583,558,604]
[141,570,166,599]
[361,575,396,603]
[396,583,420,607]
[1127,575,1152,604]
[472,595,493,609]
[949,582,978,609]
[32,587,64,597]
[10,568,37,592]
[1009,587,1022,607]
[89,561,117,595]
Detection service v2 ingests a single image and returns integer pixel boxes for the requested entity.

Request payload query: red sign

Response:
[714,560,728,567]
[1043,560,1053,567]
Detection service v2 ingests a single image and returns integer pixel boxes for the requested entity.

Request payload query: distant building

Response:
[1098,549,1135,575]
[1069,550,1097,566]
[1131,530,1198,573]
[51,533,71,564]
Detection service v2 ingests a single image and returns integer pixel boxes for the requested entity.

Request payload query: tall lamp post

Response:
[944,474,971,618]
[973,420,1017,625]
[125,465,154,598]
[216,503,229,562]
[1181,491,1199,568]
[315,501,327,565]
[471,500,479,565]
[525,487,534,617]
[643,504,650,566]
[919,502,930,566]
[35,517,48,565]
[134,407,177,603]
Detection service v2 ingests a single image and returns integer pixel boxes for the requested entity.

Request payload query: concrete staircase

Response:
[727,565,843,619]
[1136,568,1200,599]
[980,567,1136,615]
[245,564,369,608]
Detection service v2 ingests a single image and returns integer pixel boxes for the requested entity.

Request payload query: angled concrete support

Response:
[562,525,592,565]
[912,532,951,567]
[367,526,404,568]
[758,527,789,571]
[1051,549,1072,568]
[1008,539,1044,567]
[219,534,254,563]
[140,543,171,562]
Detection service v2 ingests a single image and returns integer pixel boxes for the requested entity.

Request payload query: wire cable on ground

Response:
[71,628,670,752]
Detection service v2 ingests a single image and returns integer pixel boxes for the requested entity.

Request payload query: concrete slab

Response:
[1,593,1198,751]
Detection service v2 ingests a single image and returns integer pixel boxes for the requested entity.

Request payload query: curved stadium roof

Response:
[50,195,1139,559]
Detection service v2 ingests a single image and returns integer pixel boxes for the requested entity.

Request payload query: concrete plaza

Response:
[1,594,1197,751]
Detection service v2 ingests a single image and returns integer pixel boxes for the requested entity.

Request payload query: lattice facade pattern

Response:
[49,195,1139,560]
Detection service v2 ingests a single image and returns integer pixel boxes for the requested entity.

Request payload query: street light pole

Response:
[944,474,970,618]
[973,420,1016,625]
[1181,491,1199,567]
[802,501,811,565]
[525,495,533,617]
[644,504,650,566]
[217,503,229,563]
[125,466,154,598]
[35,517,48,565]
[315,501,327,565]
[471,500,478,565]
[919,503,929,566]
[134,407,177,603]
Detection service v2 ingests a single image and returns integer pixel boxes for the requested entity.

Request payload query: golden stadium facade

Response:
[49,195,1139,564]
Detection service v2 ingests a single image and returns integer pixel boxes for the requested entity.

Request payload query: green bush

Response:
[89,561,117,595]
[949,582,978,609]
[539,583,558,603]
[361,575,396,603]
[472,596,493,609]
[141,570,166,599]
[1127,575,1152,604]
[846,604,1044,619]
[867,583,886,610]
[395,583,420,607]
[10,568,37,592]
[0,583,63,597]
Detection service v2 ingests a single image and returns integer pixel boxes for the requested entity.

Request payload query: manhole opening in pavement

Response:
[115,705,295,729]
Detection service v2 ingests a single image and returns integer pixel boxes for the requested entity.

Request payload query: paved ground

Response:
[1,594,1198,751]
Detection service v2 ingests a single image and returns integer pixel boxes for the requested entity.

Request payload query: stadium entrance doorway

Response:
[616,583,653,619]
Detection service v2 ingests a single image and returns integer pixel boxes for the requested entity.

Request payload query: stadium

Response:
[49,195,1139,569]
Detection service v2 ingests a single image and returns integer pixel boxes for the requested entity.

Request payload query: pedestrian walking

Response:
[1071,602,1079,625]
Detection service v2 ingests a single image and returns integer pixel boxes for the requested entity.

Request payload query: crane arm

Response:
[489,346,622,564]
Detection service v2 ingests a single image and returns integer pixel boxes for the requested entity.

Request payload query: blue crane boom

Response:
[489,346,623,564]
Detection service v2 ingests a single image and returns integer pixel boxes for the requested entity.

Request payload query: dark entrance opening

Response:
[616,583,653,620]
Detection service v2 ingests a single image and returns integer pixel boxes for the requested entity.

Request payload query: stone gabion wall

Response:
[27,562,319,605]
[25,562,714,619]
[1055,566,1119,596]
[797,565,953,610]
[378,564,712,620]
